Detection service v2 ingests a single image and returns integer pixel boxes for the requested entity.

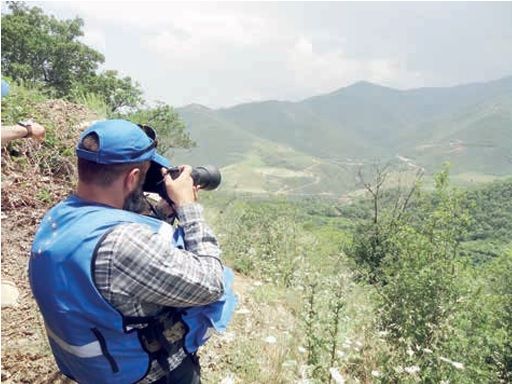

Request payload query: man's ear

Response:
[125,167,141,192]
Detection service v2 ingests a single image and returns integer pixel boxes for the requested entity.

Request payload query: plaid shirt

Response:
[93,203,224,383]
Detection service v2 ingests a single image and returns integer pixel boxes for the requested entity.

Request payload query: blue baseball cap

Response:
[76,119,168,165]
[76,119,171,192]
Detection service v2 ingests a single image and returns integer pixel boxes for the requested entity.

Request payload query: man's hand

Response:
[29,122,45,141]
[1,121,46,146]
[161,165,199,207]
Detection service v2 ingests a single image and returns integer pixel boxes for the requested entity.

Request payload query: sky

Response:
[28,1,512,108]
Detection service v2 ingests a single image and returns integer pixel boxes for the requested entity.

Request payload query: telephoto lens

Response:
[191,165,222,190]
[167,165,222,190]
[142,163,222,209]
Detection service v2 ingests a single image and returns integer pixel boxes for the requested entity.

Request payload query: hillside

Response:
[174,76,512,195]
[1,93,510,384]
[0,95,387,384]
[0,98,305,384]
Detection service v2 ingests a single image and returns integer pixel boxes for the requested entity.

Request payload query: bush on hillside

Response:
[1,82,97,211]
[346,167,512,382]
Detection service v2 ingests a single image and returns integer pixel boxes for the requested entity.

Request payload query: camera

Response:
[143,163,221,205]
[165,165,222,191]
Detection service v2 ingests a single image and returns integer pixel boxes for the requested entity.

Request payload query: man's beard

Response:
[122,178,148,213]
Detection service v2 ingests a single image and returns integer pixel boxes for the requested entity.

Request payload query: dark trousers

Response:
[152,354,201,384]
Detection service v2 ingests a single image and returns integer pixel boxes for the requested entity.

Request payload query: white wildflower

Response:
[404,366,420,375]
[298,346,307,354]
[298,364,311,383]
[264,336,277,344]
[336,350,346,359]
[406,348,414,357]
[329,367,345,384]
[220,332,236,342]
[282,360,297,368]
[423,348,433,354]
[220,373,235,384]
[236,308,250,315]
[439,356,465,370]
[371,370,381,377]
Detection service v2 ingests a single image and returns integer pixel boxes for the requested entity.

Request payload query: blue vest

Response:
[29,195,236,384]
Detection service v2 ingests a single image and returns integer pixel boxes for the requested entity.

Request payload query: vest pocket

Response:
[91,328,119,373]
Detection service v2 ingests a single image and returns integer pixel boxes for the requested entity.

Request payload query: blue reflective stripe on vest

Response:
[45,325,103,358]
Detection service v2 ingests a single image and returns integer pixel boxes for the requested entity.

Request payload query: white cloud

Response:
[55,2,271,45]
[80,27,107,54]
[49,1,175,30]
[167,10,268,47]
[34,2,511,107]
[143,10,273,66]
[285,36,416,97]
[147,30,199,62]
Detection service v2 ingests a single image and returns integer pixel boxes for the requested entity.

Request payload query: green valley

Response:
[174,77,512,195]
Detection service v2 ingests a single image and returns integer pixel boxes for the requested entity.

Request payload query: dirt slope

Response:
[1,100,95,383]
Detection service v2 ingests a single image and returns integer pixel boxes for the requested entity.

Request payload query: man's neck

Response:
[75,182,124,209]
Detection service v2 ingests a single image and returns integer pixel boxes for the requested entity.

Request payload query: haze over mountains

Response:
[173,76,512,196]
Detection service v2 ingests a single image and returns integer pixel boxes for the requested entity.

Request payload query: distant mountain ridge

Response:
[173,76,512,195]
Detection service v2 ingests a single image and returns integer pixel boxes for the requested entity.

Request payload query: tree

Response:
[116,103,195,155]
[73,70,144,113]
[1,2,104,96]
[349,163,422,284]
[2,2,195,153]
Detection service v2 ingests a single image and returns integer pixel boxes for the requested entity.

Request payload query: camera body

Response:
[143,163,221,205]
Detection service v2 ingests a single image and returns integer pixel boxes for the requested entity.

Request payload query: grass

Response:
[199,193,388,383]
[198,266,383,384]
[73,91,109,119]
[216,140,360,196]
[200,274,305,384]
[451,171,507,185]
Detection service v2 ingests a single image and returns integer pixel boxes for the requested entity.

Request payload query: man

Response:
[29,119,235,384]
[1,79,46,145]
[1,79,46,309]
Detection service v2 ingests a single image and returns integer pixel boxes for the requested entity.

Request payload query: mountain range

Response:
[172,76,512,196]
